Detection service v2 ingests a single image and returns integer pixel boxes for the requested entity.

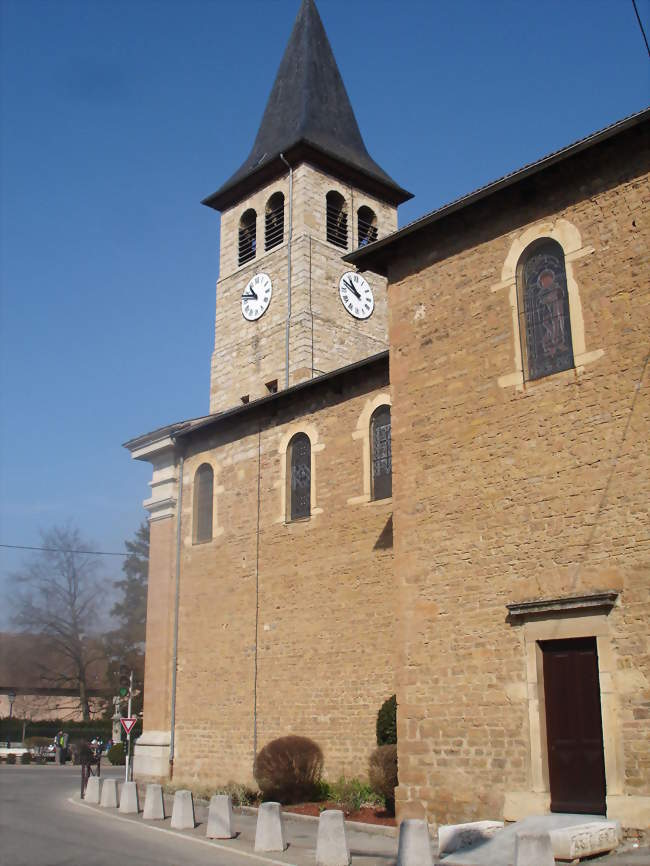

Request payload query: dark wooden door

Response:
[541,637,606,814]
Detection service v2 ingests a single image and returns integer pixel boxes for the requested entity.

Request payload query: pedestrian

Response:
[54,730,63,765]
[61,730,69,763]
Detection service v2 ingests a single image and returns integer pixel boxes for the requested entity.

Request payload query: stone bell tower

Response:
[201,0,412,413]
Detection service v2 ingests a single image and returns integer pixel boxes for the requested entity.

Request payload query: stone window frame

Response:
[185,456,224,547]
[348,392,392,506]
[504,593,624,822]
[275,423,324,524]
[492,218,603,390]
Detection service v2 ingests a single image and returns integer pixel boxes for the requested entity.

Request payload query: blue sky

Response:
[1,0,648,620]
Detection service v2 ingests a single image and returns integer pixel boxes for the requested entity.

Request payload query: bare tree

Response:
[11,526,106,721]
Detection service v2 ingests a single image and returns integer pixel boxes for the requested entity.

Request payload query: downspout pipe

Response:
[280,152,293,390]
[168,446,184,778]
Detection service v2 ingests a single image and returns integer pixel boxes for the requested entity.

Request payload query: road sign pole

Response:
[125,670,133,782]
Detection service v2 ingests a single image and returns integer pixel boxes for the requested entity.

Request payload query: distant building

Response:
[126,0,650,830]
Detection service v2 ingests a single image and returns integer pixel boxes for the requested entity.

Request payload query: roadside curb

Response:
[239,805,399,839]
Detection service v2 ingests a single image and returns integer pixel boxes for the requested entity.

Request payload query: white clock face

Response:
[241,273,272,321]
[339,271,374,319]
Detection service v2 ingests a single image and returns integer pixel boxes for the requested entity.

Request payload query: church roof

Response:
[202,0,412,211]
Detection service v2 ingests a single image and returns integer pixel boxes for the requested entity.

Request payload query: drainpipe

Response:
[168,448,184,778]
[280,152,293,390]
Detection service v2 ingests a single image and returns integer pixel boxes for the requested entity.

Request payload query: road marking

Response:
[68,797,298,866]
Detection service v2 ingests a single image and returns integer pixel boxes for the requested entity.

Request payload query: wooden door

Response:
[541,637,606,814]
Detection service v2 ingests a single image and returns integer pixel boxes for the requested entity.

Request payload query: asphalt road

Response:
[0,764,272,866]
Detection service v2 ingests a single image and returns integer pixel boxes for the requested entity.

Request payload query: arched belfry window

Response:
[238,209,257,265]
[357,206,378,247]
[265,192,284,251]
[288,433,311,520]
[517,238,574,381]
[370,406,392,500]
[193,464,214,543]
[326,191,348,249]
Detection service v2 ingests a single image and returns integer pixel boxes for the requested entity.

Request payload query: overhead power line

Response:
[631,0,650,57]
[0,543,128,557]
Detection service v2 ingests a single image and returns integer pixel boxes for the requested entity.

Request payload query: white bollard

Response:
[170,789,195,829]
[84,777,101,804]
[316,809,350,866]
[143,783,166,820]
[99,777,119,808]
[119,780,139,814]
[254,801,286,852]
[397,819,433,866]
[206,794,235,839]
[514,831,555,866]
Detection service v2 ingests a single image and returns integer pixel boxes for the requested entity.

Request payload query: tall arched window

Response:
[288,433,311,520]
[265,192,284,251]
[370,406,392,500]
[517,239,574,381]
[357,206,378,247]
[193,464,214,543]
[238,209,257,265]
[326,191,348,249]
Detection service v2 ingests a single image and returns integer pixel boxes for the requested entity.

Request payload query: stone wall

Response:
[386,130,649,827]
[170,362,397,787]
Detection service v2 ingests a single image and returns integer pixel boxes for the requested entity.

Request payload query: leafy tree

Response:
[106,522,149,714]
[11,526,106,721]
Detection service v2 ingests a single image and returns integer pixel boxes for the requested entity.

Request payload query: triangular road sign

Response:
[120,717,137,736]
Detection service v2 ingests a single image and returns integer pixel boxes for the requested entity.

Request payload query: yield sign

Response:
[120,717,137,736]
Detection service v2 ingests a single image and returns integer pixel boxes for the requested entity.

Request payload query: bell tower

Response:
[202,0,412,413]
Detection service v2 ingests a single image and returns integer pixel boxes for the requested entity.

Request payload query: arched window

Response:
[193,464,214,543]
[370,405,392,500]
[238,209,257,265]
[265,192,284,251]
[357,206,378,247]
[517,239,574,381]
[288,433,311,520]
[326,191,348,249]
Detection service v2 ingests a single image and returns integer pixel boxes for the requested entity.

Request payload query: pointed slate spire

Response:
[203,0,411,211]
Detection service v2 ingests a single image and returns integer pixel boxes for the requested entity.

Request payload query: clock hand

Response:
[343,277,361,299]
[242,288,258,300]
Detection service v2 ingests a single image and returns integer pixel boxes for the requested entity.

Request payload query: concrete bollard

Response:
[514,831,555,866]
[170,789,195,829]
[119,780,139,814]
[84,777,101,804]
[206,794,235,839]
[143,783,166,820]
[316,809,350,866]
[396,819,433,866]
[99,778,119,808]
[254,801,286,852]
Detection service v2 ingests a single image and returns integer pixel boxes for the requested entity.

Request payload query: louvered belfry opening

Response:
[371,405,392,500]
[265,192,285,251]
[357,205,378,247]
[289,433,311,520]
[326,191,348,248]
[238,208,257,265]
[193,464,214,543]
[517,238,574,381]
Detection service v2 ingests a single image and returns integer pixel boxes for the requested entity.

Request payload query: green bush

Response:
[254,735,323,804]
[20,751,32,765]
[369,744,398,815]
[215,781,259,807]
[107,742,125,765]
[6,753,16,765]
[328,777,382,814]
[376,694,397,746]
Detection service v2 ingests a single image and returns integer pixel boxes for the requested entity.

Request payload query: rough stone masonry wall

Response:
[170,370,397,789]
[210,164,394,412]
[387,137,649,825]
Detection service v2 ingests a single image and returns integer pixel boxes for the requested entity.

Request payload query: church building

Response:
[126,0,650,830]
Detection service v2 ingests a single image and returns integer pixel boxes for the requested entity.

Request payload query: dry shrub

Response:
[369,744,398,814]
[254,735,323,804]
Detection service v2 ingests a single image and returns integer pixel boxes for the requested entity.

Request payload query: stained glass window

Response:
[193,464,214,543]
[371,406,392,500]
[289,433,311,520]
[518,239,574,381]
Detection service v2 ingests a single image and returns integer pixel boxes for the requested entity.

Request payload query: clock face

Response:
[241,273,272,321]
[339,271,374,319]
